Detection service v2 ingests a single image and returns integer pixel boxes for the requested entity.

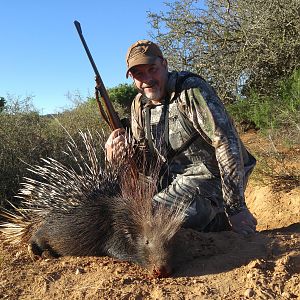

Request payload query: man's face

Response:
[129,58,168,102]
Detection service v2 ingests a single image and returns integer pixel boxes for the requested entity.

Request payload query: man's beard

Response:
[141,80,162,101]
[143,89,162,101]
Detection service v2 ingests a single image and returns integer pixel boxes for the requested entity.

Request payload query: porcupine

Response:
[0,131,187,277]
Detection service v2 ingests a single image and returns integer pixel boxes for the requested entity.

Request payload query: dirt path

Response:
[0,133,299,300]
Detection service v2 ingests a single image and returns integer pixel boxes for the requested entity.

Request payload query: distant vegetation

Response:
[0,84,137,205]
[227,69,300,139]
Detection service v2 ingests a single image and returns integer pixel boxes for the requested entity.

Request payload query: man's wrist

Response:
[225,203,247,217]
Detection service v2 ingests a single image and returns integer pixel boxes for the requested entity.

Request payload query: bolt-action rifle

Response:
[74,21,138,180]
[74,20,123,130]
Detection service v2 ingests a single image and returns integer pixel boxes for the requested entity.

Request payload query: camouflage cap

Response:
[126,40,163,78]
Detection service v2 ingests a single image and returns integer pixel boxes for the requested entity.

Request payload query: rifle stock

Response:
[74,20,123,130]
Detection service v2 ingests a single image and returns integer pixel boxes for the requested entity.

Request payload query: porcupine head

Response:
[109,171,188,278]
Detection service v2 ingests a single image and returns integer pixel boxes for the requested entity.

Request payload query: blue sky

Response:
[0,1,169,114]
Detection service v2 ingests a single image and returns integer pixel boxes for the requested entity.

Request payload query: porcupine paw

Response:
[28,242,58,260]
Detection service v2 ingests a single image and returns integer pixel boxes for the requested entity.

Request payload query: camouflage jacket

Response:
[131,71,256,216]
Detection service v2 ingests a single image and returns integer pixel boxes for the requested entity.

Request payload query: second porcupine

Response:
[0,131,187,278]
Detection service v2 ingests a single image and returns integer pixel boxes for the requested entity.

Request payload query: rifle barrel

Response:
[74,20,100,79]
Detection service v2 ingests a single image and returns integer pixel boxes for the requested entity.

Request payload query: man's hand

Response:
[229,208,257,235]
[105,128,126,162]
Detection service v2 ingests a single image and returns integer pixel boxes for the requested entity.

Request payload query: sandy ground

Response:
[0,132,299,300]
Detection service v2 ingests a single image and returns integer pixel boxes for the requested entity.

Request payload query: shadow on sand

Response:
[172,222,299,277]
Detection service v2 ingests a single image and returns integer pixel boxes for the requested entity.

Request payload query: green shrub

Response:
[228,69,300,143]
[107,83,137,116]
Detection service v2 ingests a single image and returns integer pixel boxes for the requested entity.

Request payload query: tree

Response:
[148,0,300,103]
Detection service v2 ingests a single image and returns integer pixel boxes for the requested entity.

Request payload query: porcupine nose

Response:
[152,265,172,278]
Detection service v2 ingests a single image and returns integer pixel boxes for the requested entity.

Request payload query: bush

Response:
[228,69,300,143]
[0,95,112,205]
[107,83,137,116]
[0,97,49,202]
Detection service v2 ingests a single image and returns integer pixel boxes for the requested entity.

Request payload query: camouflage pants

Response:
[153,164,231,232]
